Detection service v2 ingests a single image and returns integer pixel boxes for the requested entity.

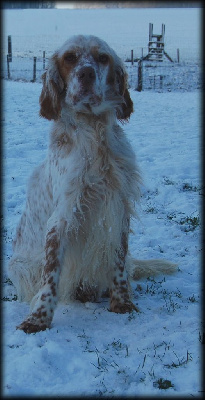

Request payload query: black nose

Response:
[77,66,96,87]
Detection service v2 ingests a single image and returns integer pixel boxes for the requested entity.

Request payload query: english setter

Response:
[8,35,176,333]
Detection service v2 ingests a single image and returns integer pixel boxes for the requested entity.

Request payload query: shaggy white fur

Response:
[8,35,177,333]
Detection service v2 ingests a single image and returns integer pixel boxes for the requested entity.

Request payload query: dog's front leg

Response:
[110,229,139,314]
[17,218,66,333]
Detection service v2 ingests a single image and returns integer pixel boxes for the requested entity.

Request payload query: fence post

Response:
[43,51,46,69]
[137,59,143,91]
[160,75,163,90]
[8,35,12,62]
[177,48,180,63]
[131,50,133,65]
[32,57,37,82]
[7,55,10,79]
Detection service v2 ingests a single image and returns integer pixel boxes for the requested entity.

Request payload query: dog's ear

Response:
[39,54,65,121]
[115,65,133,121]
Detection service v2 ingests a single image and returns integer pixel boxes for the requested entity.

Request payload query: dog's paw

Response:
[109,301,139,314]
[17,316,51,333]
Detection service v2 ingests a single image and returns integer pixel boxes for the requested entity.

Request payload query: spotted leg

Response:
[109,228,139,314]
[17,220,65,333]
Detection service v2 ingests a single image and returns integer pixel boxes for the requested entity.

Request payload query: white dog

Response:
[8,35,176,333]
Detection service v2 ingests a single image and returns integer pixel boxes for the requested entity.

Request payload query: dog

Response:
[8,35,177,333]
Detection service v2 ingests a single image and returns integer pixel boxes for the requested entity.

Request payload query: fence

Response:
[3,53,47,83]
[1,36,202,92]
[126,61,202,92]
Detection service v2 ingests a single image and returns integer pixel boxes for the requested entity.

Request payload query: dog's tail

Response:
[129,258,178,281]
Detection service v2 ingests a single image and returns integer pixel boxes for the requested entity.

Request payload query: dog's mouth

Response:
[74,91,102,105]
[66,86,121,116]
[71,91,104,114]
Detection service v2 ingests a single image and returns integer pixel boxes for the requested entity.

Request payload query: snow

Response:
[2,7,202,397]
[3,7,201,61]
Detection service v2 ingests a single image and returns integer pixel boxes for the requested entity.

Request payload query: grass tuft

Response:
[153,378,174,390]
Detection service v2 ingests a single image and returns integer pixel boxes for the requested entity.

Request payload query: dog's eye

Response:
[98,54,109,64]
[64,53,78,63]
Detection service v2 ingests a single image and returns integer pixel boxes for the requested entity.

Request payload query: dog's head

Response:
[39,35,133,121]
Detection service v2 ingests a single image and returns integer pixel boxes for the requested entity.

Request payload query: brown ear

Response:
[115,66,133,121]
[39,55,65,121]
[119,88,133,120]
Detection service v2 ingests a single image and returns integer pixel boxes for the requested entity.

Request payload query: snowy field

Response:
[2,7,202,90]
[2,6,202,397]
[3,7,201,61]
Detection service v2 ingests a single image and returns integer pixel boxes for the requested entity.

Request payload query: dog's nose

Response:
[77,66,96,87]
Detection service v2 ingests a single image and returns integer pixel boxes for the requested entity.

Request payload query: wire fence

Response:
[2,54,202,93]
[126,61,202,92]
[1,36,202,92]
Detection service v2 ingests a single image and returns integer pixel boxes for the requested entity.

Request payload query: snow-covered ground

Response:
[3,7,201,61]
[2,6,202,397]
[2,7,202,91]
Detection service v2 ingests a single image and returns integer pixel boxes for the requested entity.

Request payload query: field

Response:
[2,7,202,91]
[2,6,202,397]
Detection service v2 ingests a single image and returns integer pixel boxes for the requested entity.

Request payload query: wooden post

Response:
[177,48,180,63]
[160,75,163,90]
[149,23,153,42]
[32,57,37,82]
[137,59,143,91]
[8,35,12,62]
[7,55,10,79]
[131,50,133,65]
[43,51,46,69]
[162,24,165,41]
